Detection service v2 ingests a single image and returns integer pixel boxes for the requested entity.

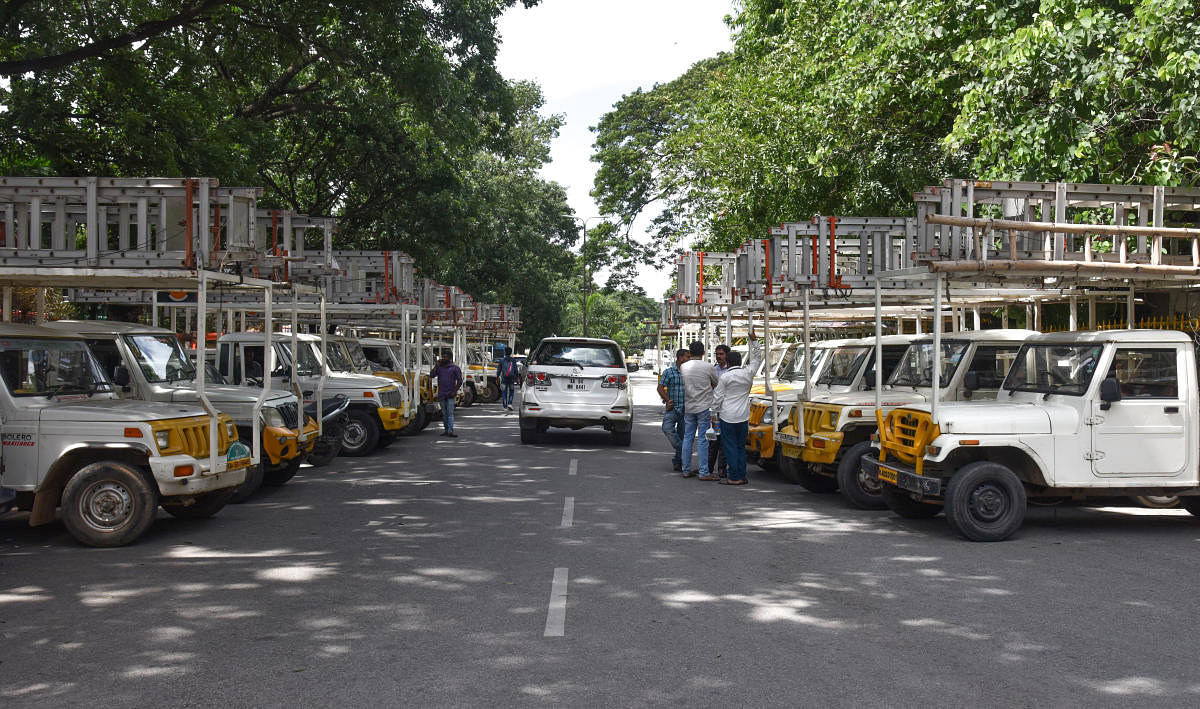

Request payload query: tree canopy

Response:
[1,0,579,345]
[591,0,1200,263]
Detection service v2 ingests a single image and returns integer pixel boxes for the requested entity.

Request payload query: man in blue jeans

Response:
[711,329,761,485]
[432,354,463,437]
[657,348,690,471]
[679,340,719,479]
[494,348,521,411]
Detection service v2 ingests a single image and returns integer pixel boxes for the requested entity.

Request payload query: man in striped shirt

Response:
[657,348,689,471]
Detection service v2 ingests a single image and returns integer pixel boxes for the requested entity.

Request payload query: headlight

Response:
[262,407,286,428]
[762,411,775,425]
[155,430,171,451]
[224,420,238,438]
[829,411,840,427]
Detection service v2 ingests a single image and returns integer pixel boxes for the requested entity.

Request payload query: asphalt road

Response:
[3,370,1200,707]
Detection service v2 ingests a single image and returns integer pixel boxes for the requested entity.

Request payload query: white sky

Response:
[496,0,736,300]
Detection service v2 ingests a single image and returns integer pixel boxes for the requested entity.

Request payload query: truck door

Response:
[1091,346,1188,477]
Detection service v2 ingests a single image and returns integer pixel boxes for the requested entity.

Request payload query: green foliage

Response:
[591,0,1199,267]
[0,0,578,344]
[560,288,658,353]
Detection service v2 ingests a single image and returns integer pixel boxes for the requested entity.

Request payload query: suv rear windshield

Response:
[530,341,624,368]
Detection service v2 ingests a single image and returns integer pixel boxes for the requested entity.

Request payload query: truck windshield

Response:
[818,346,870,386]
[277,342,320,377]
[0,338,111,396]
[343,341,376,373]
[780,346,827,382]
[1003,343,1104,395]
[361,344,396,370]
[889,341,969,388]
[323,341,354,372]
[124,334,197,383]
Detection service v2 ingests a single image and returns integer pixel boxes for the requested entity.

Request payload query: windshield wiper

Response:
[44,383,96,398]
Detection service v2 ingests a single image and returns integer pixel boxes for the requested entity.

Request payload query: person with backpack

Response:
[495,349,521,411]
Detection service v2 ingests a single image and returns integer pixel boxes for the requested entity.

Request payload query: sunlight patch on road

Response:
[256,565,336,582]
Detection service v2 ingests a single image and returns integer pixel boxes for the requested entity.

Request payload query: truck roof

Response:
[913,328,1039,343]
[44,320,173,337]
[218,332,321,343]
[840,334,922,347]
[1029,329,1194,344]
[0,322,87,340]
[360,338,402,347]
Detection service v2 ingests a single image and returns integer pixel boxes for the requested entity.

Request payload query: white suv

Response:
[519,337,632,445]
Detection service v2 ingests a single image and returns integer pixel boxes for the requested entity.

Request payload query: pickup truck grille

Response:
[157,414,235,458]
[277,402,300,429]
[878,408,940,466]
[803,403,842,437]
[379,388,402,409]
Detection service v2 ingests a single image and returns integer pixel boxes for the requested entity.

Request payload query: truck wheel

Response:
[398,406,426,436]
[341,409,381,456]
[480,383,500,403]
[307,439,341,467]
[757,449,781,471]
[263,456,302,486]
[460,384,476,408]
[612,428,631,446]
[161,487,235,519]
[1131,495,1180,509]
[376,432,397,450]
[782,456,837,493]
[61,461,158,547]
[779,456,804,484]
[880,485,941,519]
[944,461,1027,541]
[836,441,887,510]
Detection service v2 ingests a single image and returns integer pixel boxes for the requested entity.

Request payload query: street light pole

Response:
[573,215,611,338]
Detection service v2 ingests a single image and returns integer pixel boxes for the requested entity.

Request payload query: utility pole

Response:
[573,215,611,338]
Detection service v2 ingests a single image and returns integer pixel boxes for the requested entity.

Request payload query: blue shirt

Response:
[434,363,463,400]
[659,365,685,408]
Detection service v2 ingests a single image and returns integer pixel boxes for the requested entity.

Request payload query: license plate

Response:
[776,433,800,446]
[878,465,898,484]
[567,378,587,391]
[226,441,252,471]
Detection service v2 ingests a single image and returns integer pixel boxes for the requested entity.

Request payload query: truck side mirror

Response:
[963,371,980,391]
[112,364,131,389]
[864,368,876,388]
[1099,377,1121,410]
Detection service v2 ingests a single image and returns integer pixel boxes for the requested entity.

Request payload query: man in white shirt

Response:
[711,329,762,485]
[679,340,719,479]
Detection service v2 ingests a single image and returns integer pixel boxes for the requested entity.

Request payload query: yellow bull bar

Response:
[876,408,940,476]
[800,403,843,465]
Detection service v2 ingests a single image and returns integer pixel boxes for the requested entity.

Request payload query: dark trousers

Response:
[720,420,749,482]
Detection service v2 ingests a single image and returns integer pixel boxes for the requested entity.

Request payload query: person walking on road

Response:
[495,349,521,411]
[679,340,719,480]
[657,348,690,471]
[433,354,464,437]
[711,328,762,485]
[709,343,733,477]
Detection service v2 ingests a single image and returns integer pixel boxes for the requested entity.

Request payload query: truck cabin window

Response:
[1003,344,1103,395]
[124,334,196,383]
[889,341,968,388]
[1106,348,1178,399]
[0,338,111,396]
[965,345,1022,390]
[818,347,871,386]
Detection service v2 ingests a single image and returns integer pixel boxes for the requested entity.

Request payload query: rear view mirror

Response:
[1099,377,1121,410]
[113,365,131,388]
[963,371,980,391]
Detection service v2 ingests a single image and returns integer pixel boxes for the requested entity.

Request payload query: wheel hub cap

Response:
[970,484,1008,522]
[82,482,133,530]
[858,469,881,495]
[344,422,367,448]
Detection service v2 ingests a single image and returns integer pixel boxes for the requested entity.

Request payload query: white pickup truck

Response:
[791,330,1034,509]
[0,324,247,546]
[864,330,1200,541]
[45,321,315,499]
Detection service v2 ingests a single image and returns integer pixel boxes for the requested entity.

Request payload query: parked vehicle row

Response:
[733,327,1200,541]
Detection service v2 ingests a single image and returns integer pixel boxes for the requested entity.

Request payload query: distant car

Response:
[518,337,632,446]
[627,361,640,372]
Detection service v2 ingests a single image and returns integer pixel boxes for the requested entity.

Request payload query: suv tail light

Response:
[527,371,551,385]
[601,374,628,389]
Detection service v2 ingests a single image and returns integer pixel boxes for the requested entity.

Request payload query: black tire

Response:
[612,429,631,446]
[420,408,435,430]
[758,448,781,471]
[944,461,1027,541]
[162,487,235,519]
[880,485,942,519]
[263,455,302,486]
[61,461,158,547]
[520,427,539,444]
[376,432,397,450]
[342,409,382,456]
[306,439,341,467]
[460,384,476,407]
[779,455,805,484]
[230,448,265,504]
[1131,495,1180,509]
[398,406,426,436]
[836,441,887,510]
[479,382,500,403]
